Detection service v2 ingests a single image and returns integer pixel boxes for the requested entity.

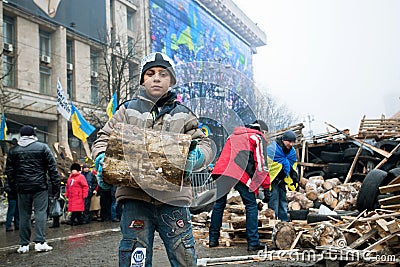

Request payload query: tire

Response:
[375,140,400,154]
[190,189,216,215]
[356,169,387,211]
[382,167,400,186]
[327,163,351,174]
[289,209,309,221]
[343,147,373,161]
[307,210,359,224]
[320,151,344,163]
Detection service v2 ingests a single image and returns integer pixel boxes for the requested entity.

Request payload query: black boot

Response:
[50,217,60,228]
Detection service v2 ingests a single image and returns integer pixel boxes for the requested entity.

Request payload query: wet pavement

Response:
[0,219,275,267]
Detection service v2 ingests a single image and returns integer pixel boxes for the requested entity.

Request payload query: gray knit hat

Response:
[139,52,176,85]
[282,130,296,142]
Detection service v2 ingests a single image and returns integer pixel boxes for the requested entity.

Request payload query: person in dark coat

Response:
[4,179,19,232]
[81,163,97,223]
[6,125,60,253]
[65,163,88,225]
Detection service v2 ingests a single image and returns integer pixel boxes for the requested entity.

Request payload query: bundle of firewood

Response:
[102,123,192,191]
[288,176,361,211]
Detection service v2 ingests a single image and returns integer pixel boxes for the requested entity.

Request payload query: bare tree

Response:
[85,31,143,127]
[0,51,18,115]
[253,90,298,132]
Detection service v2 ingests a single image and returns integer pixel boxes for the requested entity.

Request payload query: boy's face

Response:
[142,66,173,98]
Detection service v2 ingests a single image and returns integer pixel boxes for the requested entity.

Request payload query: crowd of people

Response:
[3,52,300,267]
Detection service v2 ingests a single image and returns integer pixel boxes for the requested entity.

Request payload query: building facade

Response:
[0,0,265,159]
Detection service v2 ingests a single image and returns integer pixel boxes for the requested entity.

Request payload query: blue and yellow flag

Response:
[0,113,7,140]
[70,102,96,142]
[106,91,118,120]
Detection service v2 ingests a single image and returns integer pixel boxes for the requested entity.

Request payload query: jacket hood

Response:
[18,136,38,147]
[233,126,262,136]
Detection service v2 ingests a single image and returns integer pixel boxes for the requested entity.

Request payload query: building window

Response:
[67,40,73,64]
[40,66,51,94]
[90,50,99,104]
[127,9,134,31]
[39,31,51,57]
[2,55,14,87]
[67,73,73,99]
[3,16,14,45]
[91,79,99,104]
[66,40,73,99]
[127,36,134,54]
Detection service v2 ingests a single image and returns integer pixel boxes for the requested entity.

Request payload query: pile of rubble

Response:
[192,116,400,266]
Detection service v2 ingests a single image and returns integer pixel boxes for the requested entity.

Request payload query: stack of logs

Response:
[288,176,361,211]
[191,201,400,264]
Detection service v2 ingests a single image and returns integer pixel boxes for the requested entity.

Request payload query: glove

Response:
[94,153,112,190]
[184,147,205,178]
[262,189,271,203]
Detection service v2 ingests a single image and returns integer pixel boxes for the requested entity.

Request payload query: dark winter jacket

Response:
[6,140,60,194]
[91,88,213,205]
[81,170,97,195]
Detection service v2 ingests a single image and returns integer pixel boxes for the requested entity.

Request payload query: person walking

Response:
[267,130,299,222]
[81,163,97,223]
[208,120,270,252]
[65,163,89,226]
[4,179,19,232]
[5,125,60,253]
[92,52,213,267]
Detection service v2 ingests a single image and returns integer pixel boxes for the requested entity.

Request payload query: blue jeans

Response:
[111,197,122,221]
[119,200,196,267]
[18,190,48,245]
[209,177,260,246]
[268,182,289,221]
[6,199,19,230]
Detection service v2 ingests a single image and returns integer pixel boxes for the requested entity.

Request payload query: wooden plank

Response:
[379,194,400,205]
[297,162,327,168]
[344,209,366,230]
[388,175,400,186]
[289,230,304,250]
[363,233,396,251]
[324,122,392,158]
[379,184,400,194]
[358,212,400,222]
[349,228,378,249]
[380,204,400,210]
[375,143,400,169]
[300,140,307,180]
[387,220,400,234]
[344,146,362,184]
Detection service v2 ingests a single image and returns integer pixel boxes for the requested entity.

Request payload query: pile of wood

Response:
[357,115,400,140]
[102,123,192,191]
[288,176,361,211]
[266,123,305,144]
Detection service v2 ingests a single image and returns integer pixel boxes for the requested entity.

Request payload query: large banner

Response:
[8,0,107,42]
[149,0,253,78]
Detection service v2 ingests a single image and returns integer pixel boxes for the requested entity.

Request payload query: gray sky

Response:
[233,0,400,136]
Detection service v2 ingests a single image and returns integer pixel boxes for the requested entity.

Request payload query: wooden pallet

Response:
[357,115,400,140]
[266,123,305,144]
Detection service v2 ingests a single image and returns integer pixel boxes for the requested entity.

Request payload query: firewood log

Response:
[272,221,297,250]
[312,222,346,247]
[299,177,308,188]
[323,178,341,190]
[102,123,192,191]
